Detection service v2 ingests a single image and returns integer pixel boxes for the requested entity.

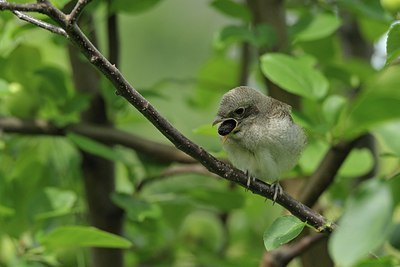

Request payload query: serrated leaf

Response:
[293,13,341,43]
[40,226,132,249]
[328,179,393,267]
[263,215,305,251]
[386,22,400,65]
[261,53,328,99]
[211,0,251,21]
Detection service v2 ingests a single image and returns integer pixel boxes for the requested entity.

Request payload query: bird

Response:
[213,86,306,201]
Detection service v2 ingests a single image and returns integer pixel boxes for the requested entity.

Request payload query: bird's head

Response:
[213,86,264,142]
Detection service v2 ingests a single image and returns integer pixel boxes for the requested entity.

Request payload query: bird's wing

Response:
[268,98,292,119]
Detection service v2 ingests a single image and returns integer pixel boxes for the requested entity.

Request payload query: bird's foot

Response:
[245,171,256,190]
[271,181,283,204]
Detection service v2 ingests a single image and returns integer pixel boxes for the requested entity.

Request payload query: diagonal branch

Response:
[0,1,334,232]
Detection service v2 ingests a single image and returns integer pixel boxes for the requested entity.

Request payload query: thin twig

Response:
[67,0,92,25]
[0,117,195,164]
[0,0,67,36]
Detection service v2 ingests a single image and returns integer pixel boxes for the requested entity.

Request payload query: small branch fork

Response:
[0,0,334,232]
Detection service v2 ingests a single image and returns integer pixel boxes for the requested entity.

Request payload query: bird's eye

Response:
[234,107,245,115]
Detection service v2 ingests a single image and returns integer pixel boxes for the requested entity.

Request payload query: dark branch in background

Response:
[0,0,67,36]
[238,42,251,85]
[65,3,125,266]
[107,0,119,66]
[0,117,195,164]
[0,1,333,232]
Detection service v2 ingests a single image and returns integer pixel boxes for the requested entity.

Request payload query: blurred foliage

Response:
[1,0,400,266]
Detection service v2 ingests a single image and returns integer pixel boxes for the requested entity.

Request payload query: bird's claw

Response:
[271,181,283,204]
[245,170,256,191]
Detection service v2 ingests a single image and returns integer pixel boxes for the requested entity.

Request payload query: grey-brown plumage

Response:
[213,86,306,199]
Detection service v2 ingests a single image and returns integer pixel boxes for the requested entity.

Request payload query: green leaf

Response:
[40,226,132,249]
[44,187,77,211]
[112,193,162,222]
[217,24,276,49]
[346,65,400,137]
[0,79,9,95]
[337,0,391,23]
[389,223,400,250]
[211,0,251,21]
[374,121,400,158]
[35,66,69,101]
[111,0,163,14]
[338,148,373,177]
[263,215,305,251]
[193,124,219,137]
[66,133,124,163]
[329,179,393,267]
[292,13,341,43]
[386,22,400,65]
[217,25,255,46]
[260,53,329,99]
[355,256,398,267]
[0,205,15,218]
[322,95,347,126]
[187,188,245,211]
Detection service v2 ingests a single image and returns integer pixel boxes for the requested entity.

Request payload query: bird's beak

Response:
[212,116,224,126]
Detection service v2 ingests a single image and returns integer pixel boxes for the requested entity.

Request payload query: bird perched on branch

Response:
[213,86,306,201]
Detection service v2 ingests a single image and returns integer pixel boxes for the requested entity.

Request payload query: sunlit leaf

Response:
[292,13,341,43]
[263,215,305,251]
[322,95,347,126]
[329,179,393,267]
[261,53,329,99]
[339,148,373,177]
[386,22,400,65]
[40,226,132,249]
[374,121,400,157]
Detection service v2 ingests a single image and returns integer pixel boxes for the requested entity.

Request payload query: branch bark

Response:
[0,0,333,232]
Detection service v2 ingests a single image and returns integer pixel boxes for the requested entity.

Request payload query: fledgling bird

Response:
[213,86,306,201]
